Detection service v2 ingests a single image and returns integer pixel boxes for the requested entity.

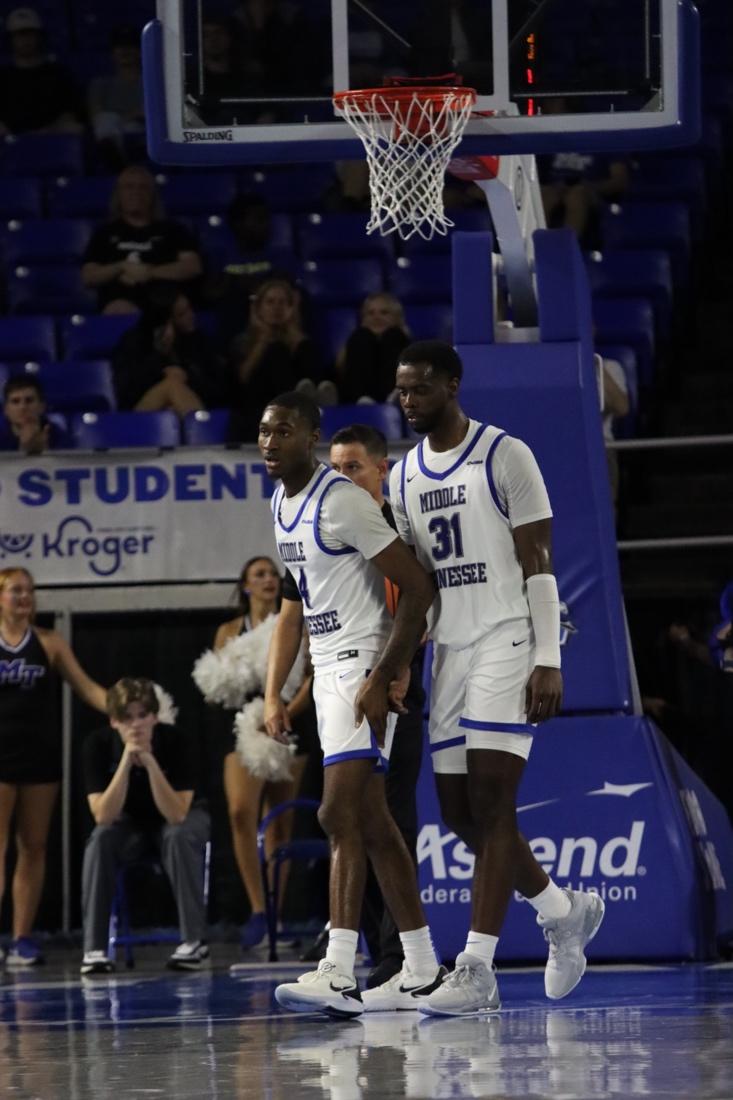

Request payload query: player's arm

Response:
[513,518,562,723]
[356,536,435,742]
[264,596,304,743]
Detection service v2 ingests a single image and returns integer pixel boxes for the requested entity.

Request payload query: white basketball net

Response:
[336,88,476,241]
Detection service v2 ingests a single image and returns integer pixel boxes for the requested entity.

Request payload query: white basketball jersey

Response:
[390,421,552,649]
[272,464,396,671]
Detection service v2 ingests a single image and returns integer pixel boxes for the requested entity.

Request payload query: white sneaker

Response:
[167,941,210,971]
[539,888,605,999]
[275,959,363,1018]
[80,950,115,975]
[418,952,500,1017]
[361,962,448,1012]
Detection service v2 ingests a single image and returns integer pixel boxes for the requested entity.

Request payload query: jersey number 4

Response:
[298,568,312,609]
[428,513,465,561]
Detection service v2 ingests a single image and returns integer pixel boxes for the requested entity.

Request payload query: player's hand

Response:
[525,666,562,724]
[387,667,410,715]
[264,696,292,744]
[354,670,390,747]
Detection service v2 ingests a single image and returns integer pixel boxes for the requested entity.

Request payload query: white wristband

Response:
[526,573,561,669]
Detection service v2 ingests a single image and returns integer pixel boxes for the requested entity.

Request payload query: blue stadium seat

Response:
[60,314,138,360]
[156,173,238,216]
[592,298,656,388]
[45,176,116,218]
[182,409,230,445]
[297,213,393,261]
[321,403,404,441]
[2,219,93,266]
[0,363,8,394]
[71,411,180,450]
[3,361,116,412]
[1,134,85,177]
[387,255,453,304]
[595,343,639,439]
[7,266,97,316]
[404,303,453,343]
[585,250,674,336]
[0,411,71,451]
[313,307,359,366]
[0,179,43,220]
[0,316,56,363]
[301,259,384,307]
[600,201,692,289]
[400,209,493,256]
[629,158,707,239]
[243,166,336,213]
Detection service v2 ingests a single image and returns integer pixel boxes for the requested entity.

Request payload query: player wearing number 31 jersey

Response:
[385,341,605,1018]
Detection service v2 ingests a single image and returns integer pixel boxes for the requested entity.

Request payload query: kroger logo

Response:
[4,515,156,577]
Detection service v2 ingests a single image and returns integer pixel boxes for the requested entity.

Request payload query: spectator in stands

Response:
[0,8,84,136]
[111,287,227,416]
[1,377,71,454]
[595,351,630,510]
[669,580,733,674]
[80,677,211,974]
[335,293,411,404]
[539,151,630,248]
[205,194,297,348]
[88,27,145,169]
[226,279,320,440]
[81,166,203,315]
[0,567,107,967]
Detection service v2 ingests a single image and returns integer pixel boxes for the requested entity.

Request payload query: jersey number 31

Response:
[428,513,464,561]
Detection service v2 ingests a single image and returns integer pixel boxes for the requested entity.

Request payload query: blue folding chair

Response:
[0,179,43,220]
[297,212,393,261]
[6,361,116,413]
[321,403,404,441]
[585,249,674,337]
[45,176,116,218]
[388,255,453,304]
[156,172,238,216]
[2,134,85,177]
[182,409,230,445]
[0,316,56,362]
[593,298,656,389]
[72,410,180,449]
[60,314,138,360]
[7,266,97,316]
[301,259,384,307]
[257,799,329,963]
[3,219,94,266]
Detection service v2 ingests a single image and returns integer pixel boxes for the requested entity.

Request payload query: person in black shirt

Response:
[80,677,210,974]
[1,377,72,453]
[81,166,202,315]
[0,8,84,136]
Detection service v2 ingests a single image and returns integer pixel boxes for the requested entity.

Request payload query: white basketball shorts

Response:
[429,618,535,774]
[313,664,397,772]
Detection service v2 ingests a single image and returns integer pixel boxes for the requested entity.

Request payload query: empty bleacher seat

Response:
[1,134,85,178]
[0,316,56,363]
[297,212,392,261]
[156,173,238,217]
[0,179,43,221]
[45,177,116,218]
[194,212,295,266]
[387,255,453,304]
[585,250,674,336]
[2,218,93,266]
[72,411,180,449]
[3,361,116,412]
[600,201,692,289]
[182,409,230,446]
[243,166,336,213]
[301,259,384,307]
[60,314,138,360]
[629,158,707,240]
[7,266,97,316]
[321,403,403,441]
[593,298,656,388]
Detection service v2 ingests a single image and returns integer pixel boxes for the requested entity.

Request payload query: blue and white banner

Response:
[417,716,733,961]
[0,449,279,584]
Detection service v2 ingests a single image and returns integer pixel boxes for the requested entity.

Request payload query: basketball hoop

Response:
[333,78,477,241]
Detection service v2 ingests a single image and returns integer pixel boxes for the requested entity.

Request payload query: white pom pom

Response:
[234,698,296,782]
[153,684,178,726]
[192,614,307,708]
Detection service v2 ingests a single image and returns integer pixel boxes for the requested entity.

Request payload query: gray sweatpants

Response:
[81,806,211,952]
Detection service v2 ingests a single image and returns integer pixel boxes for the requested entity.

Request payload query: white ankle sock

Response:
[465,931,499,968]
[325,928,358,975]
[399,926,439,976]
[525,880,572,920]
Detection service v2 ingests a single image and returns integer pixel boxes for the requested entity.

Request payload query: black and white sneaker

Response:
[80,951,115,976]
[362,962,448,1012]
[275,959,364,1018]
[167,941,210,971]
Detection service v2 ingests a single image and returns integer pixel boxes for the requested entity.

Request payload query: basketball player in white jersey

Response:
[259,392,445,1018]
[388,341,605,1016]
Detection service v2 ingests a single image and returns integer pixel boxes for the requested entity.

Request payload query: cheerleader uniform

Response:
[0,628,60,784]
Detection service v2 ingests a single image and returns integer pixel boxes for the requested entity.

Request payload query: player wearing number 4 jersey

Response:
[259,392,445,1019]
[387,341,605,1017]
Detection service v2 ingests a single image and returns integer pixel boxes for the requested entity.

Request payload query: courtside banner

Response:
[417,716,733,962]
[0,449,278,584]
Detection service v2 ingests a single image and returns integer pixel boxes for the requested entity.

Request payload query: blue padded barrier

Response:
[452,231,494,346]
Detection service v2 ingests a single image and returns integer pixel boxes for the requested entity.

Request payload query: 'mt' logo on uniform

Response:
[0,659,46,688]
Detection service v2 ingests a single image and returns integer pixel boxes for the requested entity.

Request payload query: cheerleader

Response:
[0,568,106,966]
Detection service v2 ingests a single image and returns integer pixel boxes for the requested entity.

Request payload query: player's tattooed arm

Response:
[355,537,436,743]
[264,597,304,743]
[513,518,563,723]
